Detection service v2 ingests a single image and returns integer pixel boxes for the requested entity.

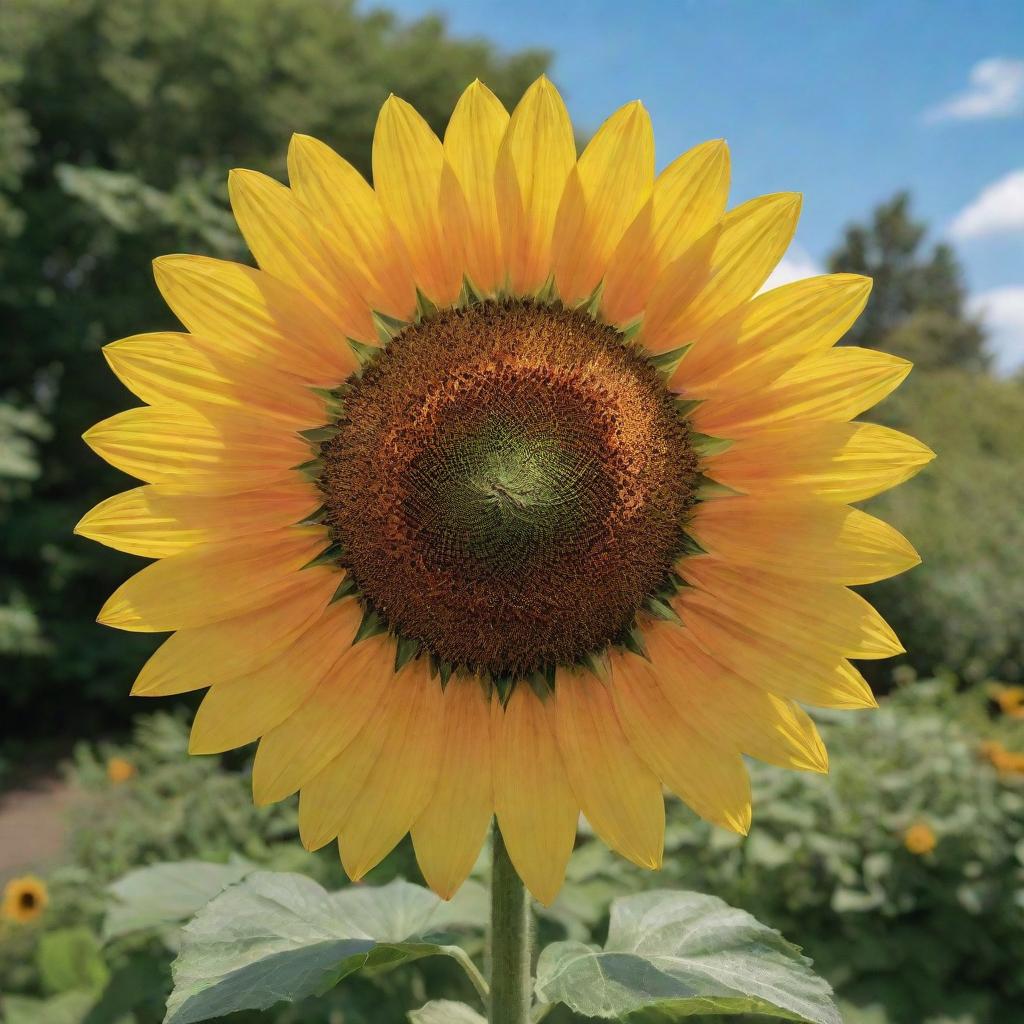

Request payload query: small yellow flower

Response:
[980,740,1024,777]
[903,822,937,855]
[106,756,137,784]
[993,685,1024,719]
[1,875,49,924]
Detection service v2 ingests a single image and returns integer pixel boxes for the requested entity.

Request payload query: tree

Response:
[827,192,989,371]
[0,0,549,731]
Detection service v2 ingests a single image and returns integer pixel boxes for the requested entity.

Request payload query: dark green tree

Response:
[0,0,548,731]
[827,192,989,371]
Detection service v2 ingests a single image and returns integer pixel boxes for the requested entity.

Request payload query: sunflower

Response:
[78,77,932,904]
[106,755,137,784]
[2,875,49,924]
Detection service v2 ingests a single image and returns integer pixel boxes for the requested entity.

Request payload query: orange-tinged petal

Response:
[551,101,654,304]
[690,497,920,585]
[602,139,730,325]
[411,678,494,899]
[251,633,392,806]
[83,404,306,494]
[97,528,330,632]
[228,169,372,340]
[694,347,912,437]
[130,571,338,696]
[75,481,319,558]
[673,273,872,394]
[103,332,323,424]
[287,133,417,319]
[188,597,362,754]
[642,193,802,354]
[495,76,576,295]
[680,557,904,660]
[153,255,356,384]
[611,650,751,834]
[444,81,509,295]
[493,686,578,905]
[373,95,465,305]
[705,421,934,503]
[553,672,664,869]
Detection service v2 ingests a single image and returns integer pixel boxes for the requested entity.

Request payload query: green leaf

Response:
[408,1000,486,1024]
[37,928,109,996]
[1,991,101,1024]
[103,859,255,940]
[164,873,484,1024]
[533,890,841,1023]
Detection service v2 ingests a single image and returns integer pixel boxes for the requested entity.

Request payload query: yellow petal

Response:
[411,678,494,899]
[251,633,392,806]
[694,347,912,437]
[288,133,417,319]
[610,649,751,834]
[602,139,730,325]
[644,624,829,772]
[153,255,356,384]
[373,95,465,305]
[97,528,329,632]
[642,193,802,354]
[131,571,338,696]
[75,481,319,558]
[690,497,920,585]
[102,333,323,424]
[706,421,934,503]
[674,273,872,394]
[553,672,664,869]
[681,557,904,660]
[495,76,576,295]
[83,403,306,494]
[188,597,363,754]
[493,686,578,905]
[551,101,654,305]
[228,169,372,340]
[444,81,509,295]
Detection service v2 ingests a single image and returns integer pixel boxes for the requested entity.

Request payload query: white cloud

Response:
[925,57,1024,122]
[970,286,1024,374]
[762,246,822,291]
[949,169,1024,239]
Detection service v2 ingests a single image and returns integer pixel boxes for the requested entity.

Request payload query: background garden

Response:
[2,2,1023,1023]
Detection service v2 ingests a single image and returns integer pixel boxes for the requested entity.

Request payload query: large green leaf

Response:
[37,928,109,995]
[534,890,841,1023]
[103,859,256,940]
[164,872,485,1024]
[408,1000,486,1024]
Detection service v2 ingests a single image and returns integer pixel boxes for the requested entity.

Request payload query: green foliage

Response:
[827,193,987,371]
[0,0,549,733]
[534,890,841,1023]
[865,370,1024,683]
[409,1001,486,1024]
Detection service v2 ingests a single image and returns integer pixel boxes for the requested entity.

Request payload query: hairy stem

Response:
[488,826,532,1024]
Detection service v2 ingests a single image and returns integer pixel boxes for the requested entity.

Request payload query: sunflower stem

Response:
[488,825,532,1024]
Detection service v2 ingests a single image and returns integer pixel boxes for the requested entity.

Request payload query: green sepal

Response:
[678,531,708,557]
[293,458,323,482]
[527,672,554,702]
[429,655,454,689]
[619,318,644,344]
[331,576,359,603]
[580,281,605,319]
[645,596,682,625]
[695,474,743,499]
[371,311,408,345]
[395,634,421,673]
[648,343,693,377]
[414,288,439,322]
[690,432,734,457]
[353,606,389,644]
[295,504,328,527]
[673,396,704,417]
[308,387,345,417]
[620,625,650,661]
[580,649,611,685]
[300,543,343,571]
[349,338,379,366]
[298,424,338,444]
[492,673,515,706]
[458,275,489,308]
[533,274,558,305]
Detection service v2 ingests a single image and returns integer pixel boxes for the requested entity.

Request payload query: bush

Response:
[864,369,1024,685]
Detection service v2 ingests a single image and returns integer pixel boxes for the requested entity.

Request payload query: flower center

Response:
[19,891,37,910]
[319,300,699,682]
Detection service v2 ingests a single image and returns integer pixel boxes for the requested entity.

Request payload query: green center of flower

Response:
[318,299,699,686]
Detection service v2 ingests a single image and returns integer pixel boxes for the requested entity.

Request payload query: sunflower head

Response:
[2,875,49,924]
[78,76,932,904]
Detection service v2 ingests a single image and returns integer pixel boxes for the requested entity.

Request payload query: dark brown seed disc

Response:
[320,300,698,679]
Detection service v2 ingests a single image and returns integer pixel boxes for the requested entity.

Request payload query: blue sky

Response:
[364,0,1024,371]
